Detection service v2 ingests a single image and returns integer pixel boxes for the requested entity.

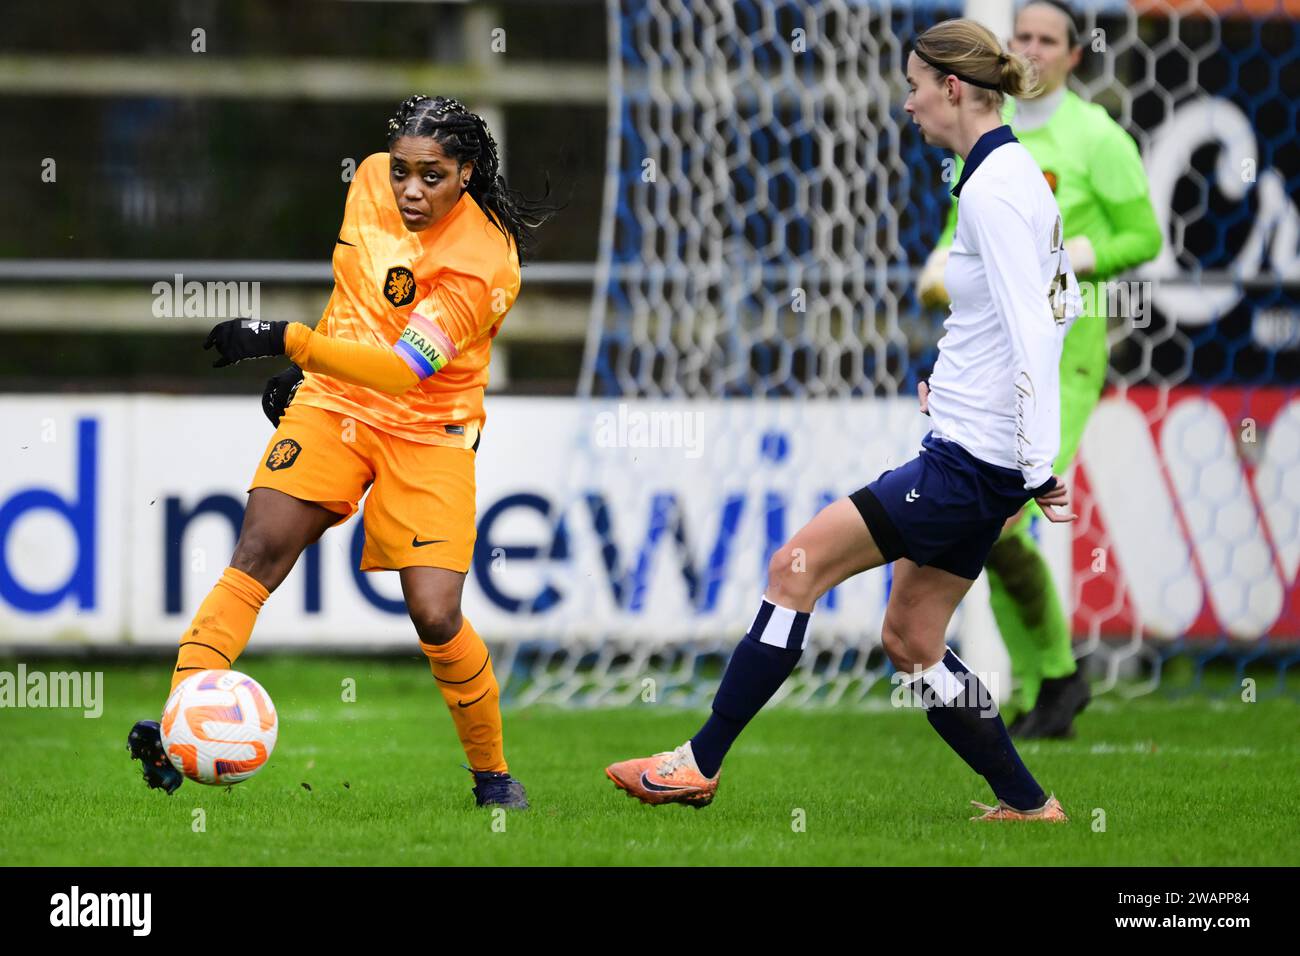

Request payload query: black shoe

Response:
[127,720,183,794]
[470,770,530,809]
[1016,710,1077,740]
[1018,671,1091,740]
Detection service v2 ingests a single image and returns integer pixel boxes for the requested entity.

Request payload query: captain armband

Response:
[392,313,458,380]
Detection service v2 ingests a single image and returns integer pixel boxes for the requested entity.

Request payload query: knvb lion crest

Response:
[266,438,302,471]
[384,266,416,307]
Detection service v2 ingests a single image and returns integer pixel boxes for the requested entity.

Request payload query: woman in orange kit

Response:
[128,95,553,808]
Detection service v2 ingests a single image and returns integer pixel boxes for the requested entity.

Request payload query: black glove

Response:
[262,364,304,427]
[203,319,288,368]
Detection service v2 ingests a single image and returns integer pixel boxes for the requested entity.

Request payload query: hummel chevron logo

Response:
[411,536,448,548]
[905,488,920,502]
[639,772,699,794]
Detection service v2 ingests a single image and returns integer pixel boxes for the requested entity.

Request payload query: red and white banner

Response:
[1075,386,1299,641]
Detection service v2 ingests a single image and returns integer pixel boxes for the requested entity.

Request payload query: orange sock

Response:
[421,617,507,773]
[171,567,270,691]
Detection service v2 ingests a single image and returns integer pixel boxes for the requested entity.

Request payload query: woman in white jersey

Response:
[606,19,1079,822]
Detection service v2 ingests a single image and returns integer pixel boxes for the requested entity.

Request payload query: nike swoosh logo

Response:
[336,237,355,246]
[457,688,490,709]
[639,772,700,794]
[411,536,449,547]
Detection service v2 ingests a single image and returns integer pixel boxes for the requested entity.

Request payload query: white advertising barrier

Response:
[0,400,131,644]
[0,396,1066,665]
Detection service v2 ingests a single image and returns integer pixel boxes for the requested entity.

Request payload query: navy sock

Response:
[690,598,808,778]
[914,649,1046,811]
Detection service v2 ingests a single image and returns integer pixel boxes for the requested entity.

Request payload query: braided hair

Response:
[386,94,556,262]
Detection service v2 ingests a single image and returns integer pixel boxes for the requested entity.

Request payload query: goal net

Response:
[499,0,1300,707]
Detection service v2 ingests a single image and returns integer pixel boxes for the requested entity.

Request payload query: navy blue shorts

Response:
[850,433,1032,580]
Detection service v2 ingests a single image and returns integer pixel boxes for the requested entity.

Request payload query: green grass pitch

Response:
[1,656,1295,866]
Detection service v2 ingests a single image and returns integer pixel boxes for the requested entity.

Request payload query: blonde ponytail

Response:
[913,19,1042,109]
[998,49,1040,98]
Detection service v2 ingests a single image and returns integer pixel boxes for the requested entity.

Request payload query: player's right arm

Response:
[282,322,421,394]
[208,276,486,396]
[278,263,507,393]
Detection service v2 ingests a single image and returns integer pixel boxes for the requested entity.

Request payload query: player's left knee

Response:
[411,605,464,646]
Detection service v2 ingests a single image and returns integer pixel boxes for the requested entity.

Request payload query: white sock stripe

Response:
[914,658,965,706]
[758,603,797,648]
[751,596,812,651]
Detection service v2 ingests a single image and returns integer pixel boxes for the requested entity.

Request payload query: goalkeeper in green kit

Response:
[917,0,1161,737]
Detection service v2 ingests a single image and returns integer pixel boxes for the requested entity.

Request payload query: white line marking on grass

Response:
[1016,740,1259,758]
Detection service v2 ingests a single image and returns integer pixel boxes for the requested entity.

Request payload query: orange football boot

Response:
[969,793,1069,822]
[605,742,719,807]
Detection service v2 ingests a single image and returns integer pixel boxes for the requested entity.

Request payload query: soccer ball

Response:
[161,670,278,786]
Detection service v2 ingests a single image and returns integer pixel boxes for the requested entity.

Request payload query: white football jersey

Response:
[927,125,1082,491]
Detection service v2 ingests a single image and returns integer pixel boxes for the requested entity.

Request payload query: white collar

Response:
[1012,85,1067,132]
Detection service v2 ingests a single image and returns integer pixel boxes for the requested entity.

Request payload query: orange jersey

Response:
[293,152,521,447]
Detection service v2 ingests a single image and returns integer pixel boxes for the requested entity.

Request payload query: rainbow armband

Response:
[393,313,457,379]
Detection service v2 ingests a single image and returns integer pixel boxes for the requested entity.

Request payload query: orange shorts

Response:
[249,401,476,573]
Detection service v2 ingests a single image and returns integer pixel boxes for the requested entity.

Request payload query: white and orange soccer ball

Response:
[160,670,278,786]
